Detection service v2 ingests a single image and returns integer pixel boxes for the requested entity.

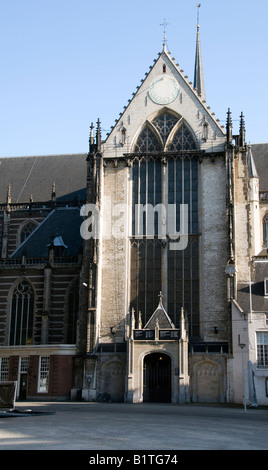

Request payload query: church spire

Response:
[193,5,206,101]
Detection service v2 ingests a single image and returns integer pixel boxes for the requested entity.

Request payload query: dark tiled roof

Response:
[237,261,268,313]
[0,154,87,203]
[0,143,266,205]
[11,207,83,258]
[251,143,268,191]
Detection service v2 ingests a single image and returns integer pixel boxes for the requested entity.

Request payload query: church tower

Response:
[74,12,235,403]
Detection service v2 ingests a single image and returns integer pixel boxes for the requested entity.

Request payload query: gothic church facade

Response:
[0,26,268,405]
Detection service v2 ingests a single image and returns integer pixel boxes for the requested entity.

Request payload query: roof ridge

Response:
[0,153,87,160]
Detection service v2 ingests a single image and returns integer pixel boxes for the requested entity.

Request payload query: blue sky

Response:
[1,0,267,157]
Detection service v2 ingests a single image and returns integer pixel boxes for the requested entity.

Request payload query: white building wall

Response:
[232,301,268,406]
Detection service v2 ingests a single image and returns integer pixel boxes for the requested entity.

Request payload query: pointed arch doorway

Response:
[143,353,171,403]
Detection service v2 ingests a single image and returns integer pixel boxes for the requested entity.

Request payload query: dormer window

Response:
[52,236,67,257]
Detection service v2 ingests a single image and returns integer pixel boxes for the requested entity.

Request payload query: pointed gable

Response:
[103,39,226,159]
[144,293,175,329]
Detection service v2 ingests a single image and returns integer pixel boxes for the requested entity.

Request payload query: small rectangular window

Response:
[38,356,50,393]
[264,278,268,296]
[20,357,29,373]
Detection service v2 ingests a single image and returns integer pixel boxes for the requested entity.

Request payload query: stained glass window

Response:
[167,123,196,151]
[66,279,79,344]
[134,125,161,153]
[152,112,179,145]
[9,281,34,346]
[131,112,199,333]
[134,112,196,153]
[20,221,37,244]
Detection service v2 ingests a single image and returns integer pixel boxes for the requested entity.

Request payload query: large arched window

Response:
[9,280,34,346]
[133,111,196,153]
[134,125,162,153]
[263,213,268,248]
[131,111,199,335]
[167,123,196,151]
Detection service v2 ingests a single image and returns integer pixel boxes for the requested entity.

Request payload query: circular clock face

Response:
[149,75,180,105]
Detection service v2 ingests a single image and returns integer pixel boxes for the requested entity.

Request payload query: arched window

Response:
[133,111,196,153]
[167,123,196,151]
[66,279,79,344]
[20,221,38,245]
[263,213,268,247]
[134,125,161,153]
[9,280,34,346]
[151,111,179,145]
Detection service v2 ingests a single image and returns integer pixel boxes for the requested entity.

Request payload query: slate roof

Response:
[237,260,268,313]
[0,154,87,203]
[0,143,266,204]
[10,207,83,258]
[251,144,268,191]
[144,299,175,329]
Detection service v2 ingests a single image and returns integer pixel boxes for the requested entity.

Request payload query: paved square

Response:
[0,402,268,451]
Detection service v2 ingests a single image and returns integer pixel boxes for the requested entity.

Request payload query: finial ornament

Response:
[158,291,164,304]
[197,4,201,29]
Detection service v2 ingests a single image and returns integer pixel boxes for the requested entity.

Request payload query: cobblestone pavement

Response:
[0,402,268,451]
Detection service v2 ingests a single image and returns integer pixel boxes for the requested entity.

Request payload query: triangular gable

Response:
[104,44,225,157]
[144,293,175,329]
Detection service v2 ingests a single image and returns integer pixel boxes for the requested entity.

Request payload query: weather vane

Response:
[160,18,169,46]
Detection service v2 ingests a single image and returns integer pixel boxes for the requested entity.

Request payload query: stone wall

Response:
[99,160,130,343]
[199,157,229,341]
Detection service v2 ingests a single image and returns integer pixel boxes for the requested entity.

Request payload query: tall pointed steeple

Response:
[193,6,206,101]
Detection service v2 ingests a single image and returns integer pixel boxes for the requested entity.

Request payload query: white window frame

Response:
[0,357,9,382]
[38,356,50,393]
[256,332,268,369]
[264,278,268,297]
[20,357,29,373]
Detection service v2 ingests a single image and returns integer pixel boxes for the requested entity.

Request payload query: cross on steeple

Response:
[160,19,169,49]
